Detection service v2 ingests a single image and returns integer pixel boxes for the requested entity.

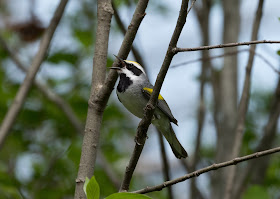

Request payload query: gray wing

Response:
[142,87,178,125]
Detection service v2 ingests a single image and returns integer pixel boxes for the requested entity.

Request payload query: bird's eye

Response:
[127,64,133,70]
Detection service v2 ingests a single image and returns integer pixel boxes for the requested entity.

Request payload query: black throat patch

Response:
[117,73,132,93]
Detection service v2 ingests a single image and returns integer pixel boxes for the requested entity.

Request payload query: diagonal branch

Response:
[224,1,264,198]
[132,146,280,194]
[0,0,69,148]
[119,0,190,192]
[0,35,84,134]
[174,40,280,53]
[98,0,149,105]
[112,2,146,68]
[0,33,122,193]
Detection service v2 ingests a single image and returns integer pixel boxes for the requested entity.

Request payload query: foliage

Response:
[242,185,270,199]
[83,176,151,199]
[0,1,279,199]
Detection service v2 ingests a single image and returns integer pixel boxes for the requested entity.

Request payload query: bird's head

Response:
[110,55,147,82]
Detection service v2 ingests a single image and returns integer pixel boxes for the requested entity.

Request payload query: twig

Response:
[224,1,264,199]
[119,0,190,192]
[132,146,280,194]
[157,131,174,199]
[187,0,197,15]
[171,49,280,75]
[174,40,280,53]
[112,2,146,68]
[180,160,206,199]
[74,0,113,198]
[0,0,69,148]
[98,0,149,104]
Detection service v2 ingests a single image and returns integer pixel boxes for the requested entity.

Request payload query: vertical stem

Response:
[157,131,174,199]
[74,0,113,198]
[224,1,264,199]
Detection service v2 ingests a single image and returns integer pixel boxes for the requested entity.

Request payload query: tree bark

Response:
[74,0,113,198]
[224,1,264,198]
[211,1,240,198]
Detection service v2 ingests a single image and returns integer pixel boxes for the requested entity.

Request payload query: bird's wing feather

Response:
[142,87,178,125]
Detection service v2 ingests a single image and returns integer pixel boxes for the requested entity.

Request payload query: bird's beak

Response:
[110,55,126,70]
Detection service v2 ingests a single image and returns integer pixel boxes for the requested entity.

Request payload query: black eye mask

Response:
[126,63,143,76]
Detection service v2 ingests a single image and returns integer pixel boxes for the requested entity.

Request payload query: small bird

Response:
[110,55,188,159]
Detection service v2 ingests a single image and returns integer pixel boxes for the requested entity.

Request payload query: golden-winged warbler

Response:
[111,55,188,159]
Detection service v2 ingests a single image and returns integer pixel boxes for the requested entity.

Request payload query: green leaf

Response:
[277,50,280,56]
[47,51,79,65]
[106,192,152,199]
[83,176,100,199]
[242,185,270,199]
[74,29,93,48]
[83,177,90,196]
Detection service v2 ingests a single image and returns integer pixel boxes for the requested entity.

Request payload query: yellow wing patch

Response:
[143,87,164,100]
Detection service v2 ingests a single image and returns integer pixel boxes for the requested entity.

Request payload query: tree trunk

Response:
[211,1,240,198]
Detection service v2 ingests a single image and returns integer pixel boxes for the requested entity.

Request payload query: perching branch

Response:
[174,40,280,53]
[0,0,69,148]
[132,146,280,194]
[119,0,190,192]
[224,1,264,199]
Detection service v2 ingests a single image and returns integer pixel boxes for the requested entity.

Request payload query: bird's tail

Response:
[156,125,188,159]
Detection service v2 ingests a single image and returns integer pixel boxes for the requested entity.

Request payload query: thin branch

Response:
[174,40,280,53]
[187,0,197,15]
[119,0,190,192]
[0,0,69,148]
[157,131,174,199]
[112,2,146,68]
[180,159,206,199]
[74,0,113,198]
[132,146,280,194]
[224,1,264,199]
[171,49,280,75]
[98,0,149,104]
